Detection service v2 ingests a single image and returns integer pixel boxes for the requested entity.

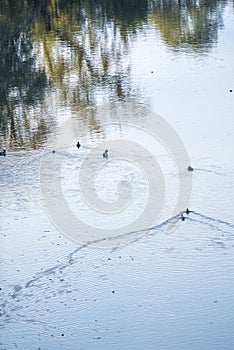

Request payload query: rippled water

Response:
[1,1,234,349]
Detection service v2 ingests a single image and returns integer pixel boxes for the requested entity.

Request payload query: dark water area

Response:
[0,0,230,150]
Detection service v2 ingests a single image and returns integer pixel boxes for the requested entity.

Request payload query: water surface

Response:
[1,1,234,349]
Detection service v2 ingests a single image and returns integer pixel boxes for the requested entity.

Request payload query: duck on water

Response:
[0,150,6,156]
[103,150,108,159]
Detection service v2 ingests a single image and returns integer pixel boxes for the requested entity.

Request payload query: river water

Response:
[1,1,234,349]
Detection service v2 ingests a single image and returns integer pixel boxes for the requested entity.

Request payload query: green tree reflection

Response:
[149,0,227,52]
[0,0,150,149]
[0,2,51,149]
[0,0,228,150]
[31,0,150,107]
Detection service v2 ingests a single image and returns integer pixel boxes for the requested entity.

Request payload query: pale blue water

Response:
[1,1,234,349]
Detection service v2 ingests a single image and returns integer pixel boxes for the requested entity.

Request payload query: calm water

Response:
[1,1,234,349]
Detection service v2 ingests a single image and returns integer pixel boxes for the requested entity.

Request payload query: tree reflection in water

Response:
[0,2,50,149]
[149,0,227,52]
[0,0,228,149]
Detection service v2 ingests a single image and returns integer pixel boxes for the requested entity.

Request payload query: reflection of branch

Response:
[0,0,148,149]
[3,0,226,149]
[0,21,51,148]
[34,14,132,108]
[149,0,227,51]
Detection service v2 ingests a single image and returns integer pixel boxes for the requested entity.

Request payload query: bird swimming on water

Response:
[103,150,108,159]
[187,165,194,171]
[185,208,190,214]
[0,150,6,156]
[180,213,185,221]
[76,141,81,149]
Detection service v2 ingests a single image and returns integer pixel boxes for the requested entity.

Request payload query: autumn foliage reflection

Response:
[0,0,228,149]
